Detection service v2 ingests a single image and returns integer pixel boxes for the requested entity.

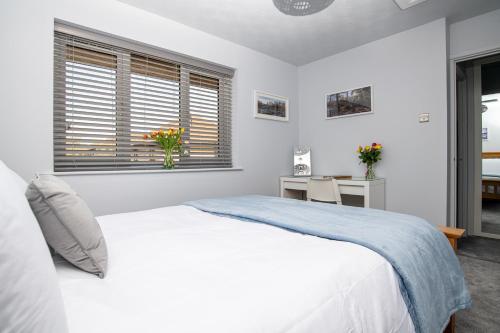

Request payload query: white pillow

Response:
[0,161,68,333]
[7,166,28,193]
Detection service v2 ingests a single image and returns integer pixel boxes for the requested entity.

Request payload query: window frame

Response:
[53,22,234,173]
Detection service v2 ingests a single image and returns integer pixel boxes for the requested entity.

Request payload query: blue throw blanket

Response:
[185,195,471,333]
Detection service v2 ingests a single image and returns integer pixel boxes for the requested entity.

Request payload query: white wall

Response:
[482,94,500,153]
[449,9,500,59]
[449,9,500,177]
[482,94,500,176]
[0,0,298,215]
[2,1,498,224]
[297,19,448,225]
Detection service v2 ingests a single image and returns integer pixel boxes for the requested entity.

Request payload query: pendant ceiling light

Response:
[273,0,335,16]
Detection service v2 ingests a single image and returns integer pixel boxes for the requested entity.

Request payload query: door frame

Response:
[449,47,500,239]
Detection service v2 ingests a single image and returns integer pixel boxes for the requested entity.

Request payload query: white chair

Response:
[307,178,342,205]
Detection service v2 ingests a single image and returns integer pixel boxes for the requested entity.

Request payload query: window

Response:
[54,25,233,172]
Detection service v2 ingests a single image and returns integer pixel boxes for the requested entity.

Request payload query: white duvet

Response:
[56,205,414,333]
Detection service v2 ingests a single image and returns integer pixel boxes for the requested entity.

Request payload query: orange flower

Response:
[177,139,182,145]
[143,134,148,140]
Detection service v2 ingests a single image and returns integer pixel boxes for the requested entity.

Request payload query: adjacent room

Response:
[1,0,500,332]
[481,62,500,236]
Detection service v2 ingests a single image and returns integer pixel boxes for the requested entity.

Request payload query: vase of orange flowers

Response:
[144,128,185,169]
[357,143,382,180]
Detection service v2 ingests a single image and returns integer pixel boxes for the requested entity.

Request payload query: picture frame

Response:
[254,90,289,122]
[326,85,373,119]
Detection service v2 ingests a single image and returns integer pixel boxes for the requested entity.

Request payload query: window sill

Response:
[49,167,243,176]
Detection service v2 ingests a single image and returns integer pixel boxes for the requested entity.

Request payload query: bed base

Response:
[482,178,500,201]
[444,315,455,333]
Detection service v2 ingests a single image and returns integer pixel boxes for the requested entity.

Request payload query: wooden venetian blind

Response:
[54,26,233,172]
[184,73,231,168]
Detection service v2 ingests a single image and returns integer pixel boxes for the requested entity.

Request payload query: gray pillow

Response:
[26,175,108,278]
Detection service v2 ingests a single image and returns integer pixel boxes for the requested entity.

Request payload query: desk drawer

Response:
[339,185,364,196]
[282,181,307,191]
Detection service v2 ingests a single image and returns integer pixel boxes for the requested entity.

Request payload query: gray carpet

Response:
[481,201,500,235]
[456,237,500,332]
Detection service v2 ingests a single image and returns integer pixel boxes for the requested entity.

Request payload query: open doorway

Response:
[456,54,500,239]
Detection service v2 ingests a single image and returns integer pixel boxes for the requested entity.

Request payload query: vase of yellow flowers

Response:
[357,143,382,180]
[144,128,185,169]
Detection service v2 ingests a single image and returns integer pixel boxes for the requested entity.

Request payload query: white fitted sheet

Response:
[56,205,414,333]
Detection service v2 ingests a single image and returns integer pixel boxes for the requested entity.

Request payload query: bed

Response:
[482,175,500,201]
[56,205,415,333]
[0,162,469,333]
[482,152,500,201]
[55,194,471,333]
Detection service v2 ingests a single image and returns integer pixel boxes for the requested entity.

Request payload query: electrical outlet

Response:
[419,113,430,123]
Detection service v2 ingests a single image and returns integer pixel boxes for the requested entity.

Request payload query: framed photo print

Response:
[326,85,373,119]
[254,90,289,121]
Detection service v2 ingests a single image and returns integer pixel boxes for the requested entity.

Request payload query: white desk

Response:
[280,176,385,210]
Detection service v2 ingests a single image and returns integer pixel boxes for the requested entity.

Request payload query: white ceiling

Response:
[118,0,500,65]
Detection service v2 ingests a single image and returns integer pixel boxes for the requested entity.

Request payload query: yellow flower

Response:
[364,146,371,151]
[357,145,362,153]
[158,130,165,136]
[375,144,382,150]
[180,128,185,135]
[167,129,173,136]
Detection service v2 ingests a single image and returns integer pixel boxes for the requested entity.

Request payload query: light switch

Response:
[419,113,430,123]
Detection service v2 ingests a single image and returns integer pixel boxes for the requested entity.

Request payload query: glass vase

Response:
[365,163,376,180]
[163,149,174,169]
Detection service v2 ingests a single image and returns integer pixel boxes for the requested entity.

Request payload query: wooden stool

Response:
[438,225,465,251]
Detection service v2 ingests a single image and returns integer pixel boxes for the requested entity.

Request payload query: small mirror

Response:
[294,146,311,176]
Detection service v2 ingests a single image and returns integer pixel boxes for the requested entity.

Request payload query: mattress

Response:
[56,205,414,333]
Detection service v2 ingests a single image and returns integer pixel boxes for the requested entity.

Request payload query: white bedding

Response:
[56,205,414,333]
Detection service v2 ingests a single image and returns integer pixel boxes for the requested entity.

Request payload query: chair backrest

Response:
[307,178,342,205]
